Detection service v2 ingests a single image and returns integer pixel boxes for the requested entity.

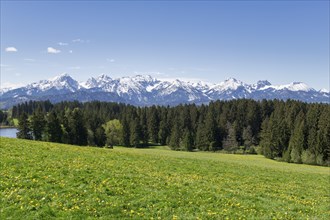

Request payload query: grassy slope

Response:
[0,138,329,219]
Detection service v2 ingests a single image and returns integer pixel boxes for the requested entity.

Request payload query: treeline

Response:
[13,99,330,166]
[0,110,9,125]
[0,110,15,127]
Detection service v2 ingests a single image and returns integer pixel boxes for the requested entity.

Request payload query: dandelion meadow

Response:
[1,137,329,219]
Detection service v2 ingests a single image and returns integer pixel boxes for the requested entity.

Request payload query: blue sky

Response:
[1,1,329,90]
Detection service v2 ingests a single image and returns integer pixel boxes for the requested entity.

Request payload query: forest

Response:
[7,99,330,166]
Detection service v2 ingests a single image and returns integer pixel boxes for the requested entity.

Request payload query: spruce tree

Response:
[121,117,130,147]
[158,119,169,146]
[260,117,272,158]
[69,108,88,146]
[316,107,330,165]
[242,125,253,149]
[148,106,159,143]
[140,108,149,146]
[289,112,305,163]
[130,118,141,147]
[181,129,194,151]
[246,101,261,144]
[30,107,46,140]
[222,122,238,152]
[169,118,181,150]
[204,105,220,151]
[305,105,320,164]
[0,110,7,124]
[195,117,208,151]
[47,111,63,143]
[17,112,32,139]
[180,106,192,131]
[263,105,290,159]
[94,126,106,147]
[62,108,72,144]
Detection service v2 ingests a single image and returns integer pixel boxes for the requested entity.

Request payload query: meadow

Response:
[0,137,329,219]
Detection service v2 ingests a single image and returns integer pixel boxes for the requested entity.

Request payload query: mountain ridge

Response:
[1,73,329,108]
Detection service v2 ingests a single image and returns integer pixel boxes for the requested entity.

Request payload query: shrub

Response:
[316,154,324,166]
[282,150,291,163]
[254,146,263,155]
[301,150,316,165]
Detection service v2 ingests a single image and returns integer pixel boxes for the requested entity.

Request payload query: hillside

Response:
[0,137,329,219]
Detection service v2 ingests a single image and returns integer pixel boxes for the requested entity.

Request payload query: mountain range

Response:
[0,73,329,108]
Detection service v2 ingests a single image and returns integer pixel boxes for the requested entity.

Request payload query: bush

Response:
[234,149,245,154]
[316,154,324,166]
[301,150,316,165]
[282,150,291,162]
[252,146,263,155]
[290,147,302,164]
[246,146,257,154]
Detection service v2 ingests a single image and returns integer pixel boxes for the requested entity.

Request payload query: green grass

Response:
[1,138,329,219]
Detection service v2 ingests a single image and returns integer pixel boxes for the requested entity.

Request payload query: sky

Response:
[1,0,329,90]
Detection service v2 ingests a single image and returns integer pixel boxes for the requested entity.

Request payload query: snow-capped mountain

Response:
[80,74,113,89]
[0,73,328,108]
[2,73,80,98]
[252,80,272,90]
[259,82,312,92]
[207,78,251,100]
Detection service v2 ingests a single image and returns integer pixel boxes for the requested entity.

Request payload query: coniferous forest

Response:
[10,99,330,166]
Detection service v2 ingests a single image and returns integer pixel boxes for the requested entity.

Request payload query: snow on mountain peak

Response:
[191,81,212,92]
[253,80,272,90]
[115,75,158,95]
[52,73,72,81]
[173,79,184,85]
[97,74,112,81]
[81,77,98,89]
[80,74,113,89]
[2,73,327,108]
[225,77,239,82]
[257,80,271,86]
[281,82,311,92]
[23,73,79,92]
[131,74,156,83]
[212,77,244,91]
[259,81,312,92]
[48,73,79,91]
[320,88,329,93]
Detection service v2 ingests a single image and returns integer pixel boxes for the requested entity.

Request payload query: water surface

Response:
[0,128,18,138]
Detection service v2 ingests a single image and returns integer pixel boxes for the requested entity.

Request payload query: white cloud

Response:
[4,67,15,72]
[0,64,9,67]
[155,72,166,76]
[72,39,90,43]
[68,66,81,70]
[69,50,73,53]
[24,58,36,62]
[58,42,69,46]
[47,47,61,54]
[5,47,18,52]
[106,58,115,63]
[72,38,84,43]
[1,82,24,89]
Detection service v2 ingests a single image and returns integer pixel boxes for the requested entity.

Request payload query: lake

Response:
[0,128,18,138]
